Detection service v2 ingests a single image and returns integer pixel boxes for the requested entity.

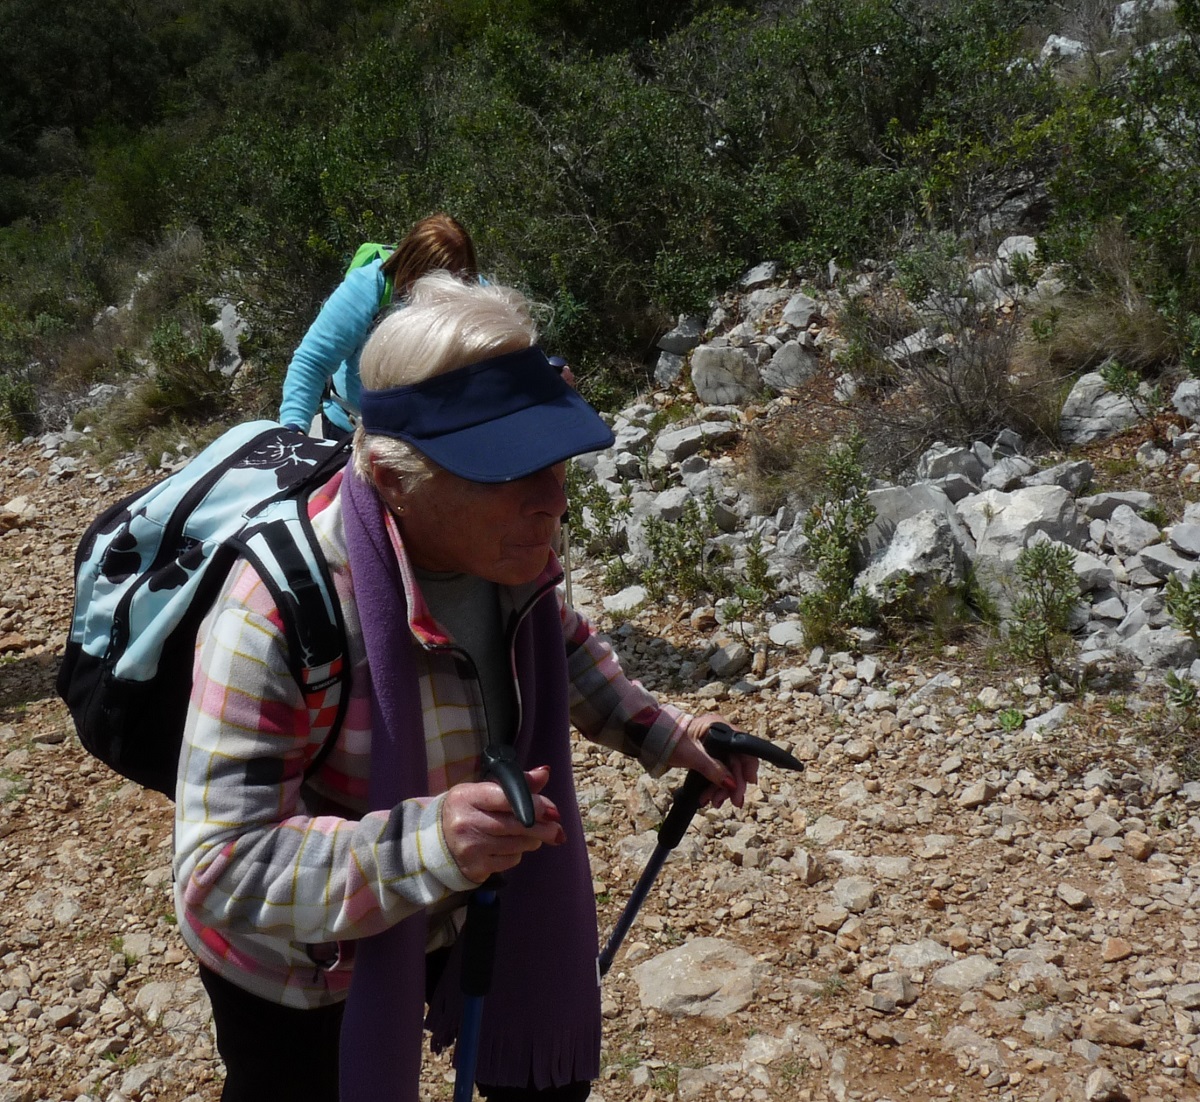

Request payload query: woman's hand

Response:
[440,765,565,883]
[667,714,759,810]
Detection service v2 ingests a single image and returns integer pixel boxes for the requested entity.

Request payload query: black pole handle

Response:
[702,722,805,773]
[656,770,709,849]
[657,723,803,851]
[482,744,535,828]
[454,743,537,1054]
[459,743,533,1002]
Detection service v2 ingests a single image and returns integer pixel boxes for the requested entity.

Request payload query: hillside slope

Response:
[1,426,1199,1102]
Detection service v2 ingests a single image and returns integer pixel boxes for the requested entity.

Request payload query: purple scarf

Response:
[339,465,601,1100]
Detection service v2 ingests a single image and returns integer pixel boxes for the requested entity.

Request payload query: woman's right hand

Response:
[440,765,565,883]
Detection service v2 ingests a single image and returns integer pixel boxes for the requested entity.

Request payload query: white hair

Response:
[352,271,540,483]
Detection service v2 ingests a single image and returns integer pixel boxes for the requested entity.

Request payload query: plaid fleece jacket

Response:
[173,470,689,1008]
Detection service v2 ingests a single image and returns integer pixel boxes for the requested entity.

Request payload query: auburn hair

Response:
[381,212,478,296]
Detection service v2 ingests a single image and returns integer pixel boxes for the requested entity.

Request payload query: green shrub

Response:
[93,317,230,448]
[1164,572,1200,648]
[0,371,39,440]
[1156,668,1200,781]
[639,490,731,602]
[1165,669,1199,711]
[741,531,776,604]
[1041,31,1200,353]
[146,319,227,412]
[874,575,978,647]
[997,707,1025,733]
[1007,542,1081,684]
[722,532,780,630]
[798,433,877,648]
[566,466,636,589]
[893,231,968,306]
[1098,358,1164,423]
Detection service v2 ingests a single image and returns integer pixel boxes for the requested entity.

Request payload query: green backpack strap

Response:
[346,242,395,311]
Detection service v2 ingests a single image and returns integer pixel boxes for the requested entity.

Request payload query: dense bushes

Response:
[2,0,1200,444]
[166,0,1065,368]
[1039,15,1200,356]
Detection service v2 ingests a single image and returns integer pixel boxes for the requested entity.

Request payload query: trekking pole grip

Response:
[657,722,805,849]
[483,744,535,828]
[655,723,739,849]
[458,746,533,998]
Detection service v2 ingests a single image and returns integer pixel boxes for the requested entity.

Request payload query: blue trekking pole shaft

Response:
[453,884,502,1102]
[452,745,534,1101]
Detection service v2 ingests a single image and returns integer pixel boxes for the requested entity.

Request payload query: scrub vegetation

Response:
[2,0,1199,446]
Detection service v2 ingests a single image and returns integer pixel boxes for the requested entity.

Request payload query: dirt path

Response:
[2,435,1199,1102]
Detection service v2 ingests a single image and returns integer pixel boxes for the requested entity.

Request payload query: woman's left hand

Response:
[667,713,758,809]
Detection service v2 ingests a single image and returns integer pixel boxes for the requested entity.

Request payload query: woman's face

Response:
[387,462,568,586]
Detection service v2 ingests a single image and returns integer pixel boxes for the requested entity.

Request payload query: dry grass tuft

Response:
[1014,289,1177,381]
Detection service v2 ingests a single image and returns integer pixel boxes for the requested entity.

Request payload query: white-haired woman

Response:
[174,272,756,1102]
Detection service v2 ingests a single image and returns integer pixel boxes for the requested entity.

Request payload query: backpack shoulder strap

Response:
[345,241,396,315]
[235,499,350,780]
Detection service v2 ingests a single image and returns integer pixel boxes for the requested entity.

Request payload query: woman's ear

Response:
[372,461,406,511]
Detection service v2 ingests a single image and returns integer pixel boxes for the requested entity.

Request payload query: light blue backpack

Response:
[56,422,351,796]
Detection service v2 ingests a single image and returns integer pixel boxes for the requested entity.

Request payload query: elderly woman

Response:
[175,272,755,1102]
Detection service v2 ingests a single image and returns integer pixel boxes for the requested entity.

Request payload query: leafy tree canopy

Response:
[1,0,1198,430]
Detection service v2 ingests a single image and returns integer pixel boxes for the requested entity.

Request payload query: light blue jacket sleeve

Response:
[279,261,385,432]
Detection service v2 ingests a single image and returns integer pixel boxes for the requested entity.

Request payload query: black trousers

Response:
[199,964,590,1102]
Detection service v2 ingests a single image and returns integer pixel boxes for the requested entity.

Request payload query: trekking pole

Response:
[559,512,573,608]
[549,356,574,608]
[453,745,535,1102]
[598,723,804,977]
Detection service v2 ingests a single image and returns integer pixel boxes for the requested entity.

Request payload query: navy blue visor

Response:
[359,346,615,483]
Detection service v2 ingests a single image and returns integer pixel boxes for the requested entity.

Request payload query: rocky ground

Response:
[2,426,1200,1102]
